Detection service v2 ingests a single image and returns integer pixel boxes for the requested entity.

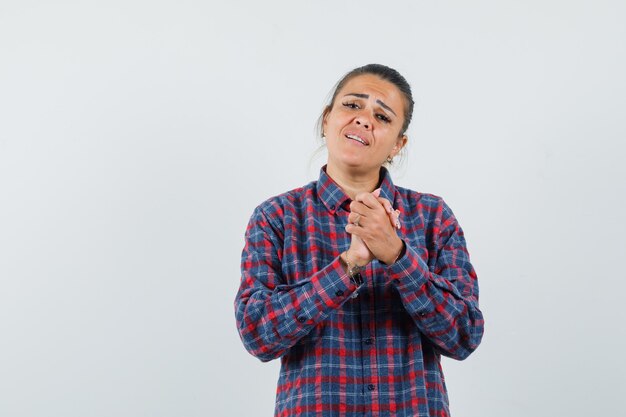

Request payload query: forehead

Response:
[337,74,405,112]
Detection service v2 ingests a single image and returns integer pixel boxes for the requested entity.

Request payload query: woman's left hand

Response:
[345,189,404,265]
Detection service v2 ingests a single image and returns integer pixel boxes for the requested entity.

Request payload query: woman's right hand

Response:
[344,189,401,267]
[344,233,374,267]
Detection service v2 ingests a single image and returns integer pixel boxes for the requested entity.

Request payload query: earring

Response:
[386,156,393,163]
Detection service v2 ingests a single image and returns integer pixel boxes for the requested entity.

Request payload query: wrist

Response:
[342,250,369,268]
[380,239,405,265]
[340,251,365,286]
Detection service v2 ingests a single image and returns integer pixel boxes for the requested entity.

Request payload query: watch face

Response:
[349,264,363,275]
[350,272,363,286]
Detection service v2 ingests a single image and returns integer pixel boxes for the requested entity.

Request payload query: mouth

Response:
[345,133,369,146]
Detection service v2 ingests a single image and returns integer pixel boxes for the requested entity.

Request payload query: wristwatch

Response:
[348,266,363,286]
[341,252,364,286]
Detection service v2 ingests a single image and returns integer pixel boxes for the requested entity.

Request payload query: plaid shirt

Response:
[235,167,484,417]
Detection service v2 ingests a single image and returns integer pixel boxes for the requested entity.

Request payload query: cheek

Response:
[328,108,351,124]
[326,118,343,134]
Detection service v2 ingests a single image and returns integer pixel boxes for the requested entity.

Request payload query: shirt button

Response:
[364,338,373,345]
[419,312,427,317]
[297,316,307,323]
[367,384,375,391]
[335,290,344,297]
[330,204,335,210]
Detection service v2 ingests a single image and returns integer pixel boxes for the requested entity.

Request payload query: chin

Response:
[342,160,378,174]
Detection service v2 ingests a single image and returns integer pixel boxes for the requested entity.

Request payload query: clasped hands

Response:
[343,188,404,267]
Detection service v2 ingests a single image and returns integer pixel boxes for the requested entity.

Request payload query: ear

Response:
[322,106,331,130]
[390,135,408,158]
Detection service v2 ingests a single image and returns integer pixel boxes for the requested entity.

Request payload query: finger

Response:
[348,212,362,226]
[345,222,363,235]
[355,192,385,210]
[381,206,396,228]
[393,210,401,229]
[348,229,374,249]
[377,197,393,214]
[375,197,398,230]
[353,192,369,204]
[348,212,364,223]
[349,200,372,215]
[385,208,399,229]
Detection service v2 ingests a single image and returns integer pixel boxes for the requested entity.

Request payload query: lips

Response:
[345,133,369,146]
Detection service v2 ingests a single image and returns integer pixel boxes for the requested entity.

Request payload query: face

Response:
[323,74,407,176]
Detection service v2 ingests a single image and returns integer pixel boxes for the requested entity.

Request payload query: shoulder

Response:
[254,181,316,216]
[248,180,317,230]
[394,184,445,210]
[393,185,458,224]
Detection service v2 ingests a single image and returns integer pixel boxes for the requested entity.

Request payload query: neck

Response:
[326,163,381,200]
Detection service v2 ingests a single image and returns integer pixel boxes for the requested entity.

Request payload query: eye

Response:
[377,113,391,123]
[342,101,359,109]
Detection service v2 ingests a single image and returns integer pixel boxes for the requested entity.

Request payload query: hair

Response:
[317,64,415,138]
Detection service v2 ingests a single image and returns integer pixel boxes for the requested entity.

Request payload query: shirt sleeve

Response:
[234,205,360,362]
[386,198,484,361]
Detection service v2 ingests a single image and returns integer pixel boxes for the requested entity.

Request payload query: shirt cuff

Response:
[384,244,439,326]
[309,255,361,310]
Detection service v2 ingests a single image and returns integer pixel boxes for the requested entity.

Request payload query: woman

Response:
[235,64,484,417]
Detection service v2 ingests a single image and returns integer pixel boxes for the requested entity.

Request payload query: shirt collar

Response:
[316,165,397,214]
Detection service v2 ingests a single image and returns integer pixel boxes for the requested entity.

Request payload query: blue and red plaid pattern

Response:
[235,166,484,417]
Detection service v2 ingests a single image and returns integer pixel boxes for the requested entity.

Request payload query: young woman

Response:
[235,64,484,417]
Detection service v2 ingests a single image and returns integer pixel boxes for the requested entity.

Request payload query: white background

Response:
[1,1,625,416]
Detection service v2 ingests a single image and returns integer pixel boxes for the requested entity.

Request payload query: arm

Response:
[234,206,360,362]
[387,199,484,360]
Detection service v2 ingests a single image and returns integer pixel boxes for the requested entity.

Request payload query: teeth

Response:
[346,134,367,145]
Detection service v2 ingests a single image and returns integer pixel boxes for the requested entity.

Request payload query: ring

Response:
[353,214,360,227]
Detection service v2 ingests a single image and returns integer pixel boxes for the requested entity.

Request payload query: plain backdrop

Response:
[1,1,625,416]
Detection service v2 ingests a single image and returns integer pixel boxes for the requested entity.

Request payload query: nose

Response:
[355,116,370,130]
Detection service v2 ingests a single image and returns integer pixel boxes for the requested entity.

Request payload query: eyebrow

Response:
[343,93,397,116]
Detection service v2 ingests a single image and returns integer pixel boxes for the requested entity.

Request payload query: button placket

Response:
[358,263,381,404]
